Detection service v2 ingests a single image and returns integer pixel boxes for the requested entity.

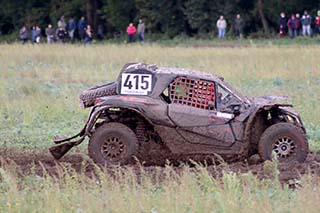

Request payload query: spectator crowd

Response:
[278,10,320,38]
[215,10,320,39]
[19,10,320,44]
[20,15,99,44]
[19,14,146,45]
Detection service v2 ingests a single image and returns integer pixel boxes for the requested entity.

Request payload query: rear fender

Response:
[82,106,145,135]
[53,104,150,143]
[94,95,174,126]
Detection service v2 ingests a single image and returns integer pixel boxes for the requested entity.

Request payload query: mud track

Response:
[1,148,320,185]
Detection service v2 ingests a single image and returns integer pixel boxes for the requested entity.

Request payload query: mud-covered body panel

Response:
[154,125,243,157]
[179,125,235,145]
[91,64,306,159]
[51,63,308,163]
[96,95,174,127]
[94,94,246,156]
[168,105,211,127]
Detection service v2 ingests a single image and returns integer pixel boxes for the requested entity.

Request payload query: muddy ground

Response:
[1,148,320,185]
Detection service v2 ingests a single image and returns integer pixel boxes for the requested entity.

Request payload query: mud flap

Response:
[49,143,75,160]
[49,137,85,160]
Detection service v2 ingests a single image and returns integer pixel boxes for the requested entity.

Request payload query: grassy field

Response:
[1,43,320,150]
[1,43,320,212]
[1,162,320,213]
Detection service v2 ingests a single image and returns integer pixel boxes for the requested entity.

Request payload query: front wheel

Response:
[88,122,138,165]
[258,123,308,163]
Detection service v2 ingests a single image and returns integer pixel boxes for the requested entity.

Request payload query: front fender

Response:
[244,103,305,137]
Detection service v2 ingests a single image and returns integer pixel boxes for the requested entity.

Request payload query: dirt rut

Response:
[1,148,320,185]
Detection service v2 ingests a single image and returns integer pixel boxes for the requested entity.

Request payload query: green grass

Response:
[0,43,320,150]
[5,33,320,47]
[1,43,320,212]
[1,161,320,213]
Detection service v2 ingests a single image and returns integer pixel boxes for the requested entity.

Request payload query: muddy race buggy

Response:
[50,63,309,165]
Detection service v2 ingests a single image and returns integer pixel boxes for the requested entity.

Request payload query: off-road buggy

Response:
[50,63,309,165]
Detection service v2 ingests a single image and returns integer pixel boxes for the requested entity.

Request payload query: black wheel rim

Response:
[101,136,126,162]
[273,136,297,159]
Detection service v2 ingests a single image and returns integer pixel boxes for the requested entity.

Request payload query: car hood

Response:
[251,95,290,105]
[249,95,302,119]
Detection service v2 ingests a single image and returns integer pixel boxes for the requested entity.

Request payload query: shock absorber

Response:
[135,119,147,143]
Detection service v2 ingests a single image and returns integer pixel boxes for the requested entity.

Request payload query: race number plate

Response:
[121,73,152,95]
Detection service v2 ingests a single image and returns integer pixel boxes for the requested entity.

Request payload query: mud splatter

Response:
[1,148,320,185]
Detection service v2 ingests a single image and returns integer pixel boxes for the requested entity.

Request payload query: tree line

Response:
[0,0,320,38]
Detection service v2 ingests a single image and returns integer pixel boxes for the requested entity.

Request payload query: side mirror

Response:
[232,104,241,116]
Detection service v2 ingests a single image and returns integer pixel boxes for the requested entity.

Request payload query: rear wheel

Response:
[88,122,138,165]
[258,123,308,163]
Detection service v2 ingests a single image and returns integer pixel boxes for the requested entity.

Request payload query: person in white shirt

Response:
[137,19,145,42]
[216,15,227,39]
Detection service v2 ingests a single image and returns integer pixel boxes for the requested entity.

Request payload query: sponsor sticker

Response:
[210,111,234,122]
[216,112,234,119]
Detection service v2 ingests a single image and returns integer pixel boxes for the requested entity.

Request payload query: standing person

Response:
[35,25,41,43]
[315,10,320,35]
[295,13,301,36]
[56,26,67,43]
[137,19,145,42]
[216,16,227,39]
[67,17,76,42]
[287,14,298,39]
[58,16,66,30]
[31,26,37,43]
[126,23,136,43]
[234,14,243,38]
[45,24,55,44]
[97,25,105,40]
[279,12,287,37]
[84,25,93,44]
[19,25,28,44]
[301,10,312,36]
[77,16,87,40]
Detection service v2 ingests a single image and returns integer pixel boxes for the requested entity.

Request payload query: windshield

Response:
[217,83,244,111]
[218,81,250,104]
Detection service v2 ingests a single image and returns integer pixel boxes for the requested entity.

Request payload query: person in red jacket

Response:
[126,23,136,43]
[315,10,320,35]
[287,14,299,38]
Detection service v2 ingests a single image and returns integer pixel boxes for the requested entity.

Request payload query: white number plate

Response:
[121,73,152,95]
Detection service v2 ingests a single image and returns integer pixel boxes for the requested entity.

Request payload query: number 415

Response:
[123,74,151,91]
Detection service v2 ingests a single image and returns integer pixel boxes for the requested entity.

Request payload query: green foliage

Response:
[1,163,320,212]
[2,0,320,38]
[182,0,212,33]
[102,0,136,32]
[135,0,186,37]
[48,0,86,24]
[0,0,85,33]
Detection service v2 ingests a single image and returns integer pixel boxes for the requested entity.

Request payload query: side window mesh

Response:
[169,77,215,109]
